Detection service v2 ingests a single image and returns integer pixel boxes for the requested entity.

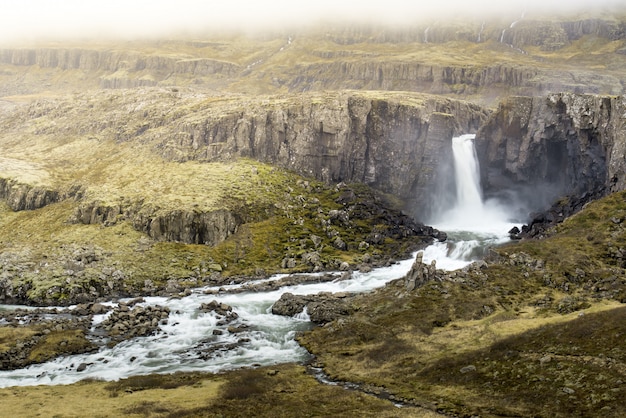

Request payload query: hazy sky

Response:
[0,0,624,41]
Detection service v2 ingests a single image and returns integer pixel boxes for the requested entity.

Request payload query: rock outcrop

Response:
[271,292,352,324]
[285,62,539,98]
[0,178,60,211]
[475,93,626,217]
[97,302,170,344]
[404,252,438,291]
[0,178,84,212]
[71,201,241,246]
[0,48,240,77]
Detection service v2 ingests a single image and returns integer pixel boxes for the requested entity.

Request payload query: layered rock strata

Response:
[152,92,488,219]
[475,93,626,216]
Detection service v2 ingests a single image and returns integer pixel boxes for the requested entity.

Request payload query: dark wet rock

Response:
[97,304,169,344]
[200,300,239,324]
[199,300,233,316]
[271,292,353,324]
[76,362,92,372]
[227,324,249,334]
[511,189,606,239]
[509,226,521,239]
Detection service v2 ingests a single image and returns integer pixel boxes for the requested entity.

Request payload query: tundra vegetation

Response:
[1,9,626,417]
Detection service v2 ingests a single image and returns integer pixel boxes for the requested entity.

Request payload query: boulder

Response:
[271,292,352,324]
[97,304,170,344]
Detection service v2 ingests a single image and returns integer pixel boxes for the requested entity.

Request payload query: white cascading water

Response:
[0,134,517,388]
[426,134,518,268]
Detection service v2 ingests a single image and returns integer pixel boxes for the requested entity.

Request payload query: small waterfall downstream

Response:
[0,134,519,388]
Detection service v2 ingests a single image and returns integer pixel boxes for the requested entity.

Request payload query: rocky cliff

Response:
[475,93,626,215]
[0,47,240,76]
[149,91,488,219]
[0,178,60,211]
[70,201,242,246]
[284,62,539,97]
[319,17,626,48]
[1,15,624,102]
[0,89,488,248]
[3,89,488,221]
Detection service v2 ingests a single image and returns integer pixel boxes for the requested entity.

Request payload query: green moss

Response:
[27,329,94,364]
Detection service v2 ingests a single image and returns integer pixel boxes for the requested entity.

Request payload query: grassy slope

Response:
[0,166,425,302]
[299,191,626,417]
[0,365,443,418]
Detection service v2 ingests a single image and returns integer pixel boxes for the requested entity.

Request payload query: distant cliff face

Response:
[320,17,626,48]
[0,15,624,103]
[475,93,626,214]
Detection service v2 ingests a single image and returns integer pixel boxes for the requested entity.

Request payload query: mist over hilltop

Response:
[1,0,624,42]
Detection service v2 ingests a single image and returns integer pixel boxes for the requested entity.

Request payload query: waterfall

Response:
[427,134,519,263]
[500,12,524,45]
[452,134,483,211]
[477,21,485,42]
[499,29,507,43]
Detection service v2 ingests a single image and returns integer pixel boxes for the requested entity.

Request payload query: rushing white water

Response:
[0,259,417,388]
[0,134,518,388]
[429,134,519,266]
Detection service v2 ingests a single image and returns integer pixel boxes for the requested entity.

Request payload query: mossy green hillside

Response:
[0,157,428,304]
[300,190,626,417]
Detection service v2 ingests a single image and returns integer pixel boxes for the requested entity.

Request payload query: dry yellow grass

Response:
[0,378,223,418]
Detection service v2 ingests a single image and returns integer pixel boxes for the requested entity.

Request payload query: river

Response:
[0,134,520,388]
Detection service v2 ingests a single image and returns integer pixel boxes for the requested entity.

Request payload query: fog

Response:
[1,0,624,42]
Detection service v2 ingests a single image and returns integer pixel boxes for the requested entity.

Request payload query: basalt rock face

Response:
[319,18,626,48]
[286,62,538,97]
[0,178,83,211]
[0,178,59,211]
[71,201,241,246]
[1,90,487,244]
[475,93,626,217]
[158,92,489,219]
[0,48,240,77]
